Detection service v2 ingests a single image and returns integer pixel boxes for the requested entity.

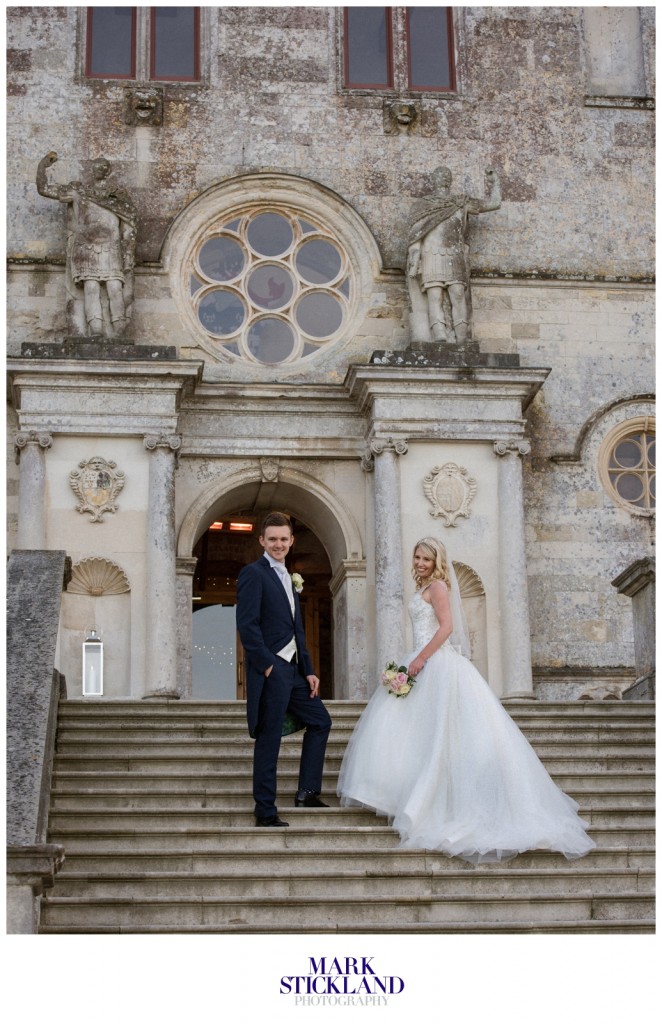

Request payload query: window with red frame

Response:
[86,7,200,82]
[344,7,455,92]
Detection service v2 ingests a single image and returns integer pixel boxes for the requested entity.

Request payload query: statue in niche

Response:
[407,166,501,346]
[36,152,137,337]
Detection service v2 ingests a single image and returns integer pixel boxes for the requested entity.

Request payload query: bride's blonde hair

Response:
[412,537,451,590]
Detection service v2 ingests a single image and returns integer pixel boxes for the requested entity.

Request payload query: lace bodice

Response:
[409,590,443,649]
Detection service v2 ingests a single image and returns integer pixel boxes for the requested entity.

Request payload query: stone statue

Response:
[36,152,137,337]
[407,166,501,346]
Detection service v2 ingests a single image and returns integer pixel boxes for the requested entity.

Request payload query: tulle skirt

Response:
[337,644,596,864]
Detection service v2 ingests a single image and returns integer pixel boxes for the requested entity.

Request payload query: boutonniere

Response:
[291,573,304,593]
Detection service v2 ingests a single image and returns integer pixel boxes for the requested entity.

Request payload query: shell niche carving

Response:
[423,462,477,527]
[68,558,131,597]
[453,562,485,599]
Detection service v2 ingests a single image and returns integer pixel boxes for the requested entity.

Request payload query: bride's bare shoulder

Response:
[420,579,448,602]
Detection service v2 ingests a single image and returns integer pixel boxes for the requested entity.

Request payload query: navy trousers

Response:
[252,658,332,819]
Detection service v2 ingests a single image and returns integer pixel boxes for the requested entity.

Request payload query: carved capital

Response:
[362,437,408,472]
[493,440,531,458]
[423,462,477,528]
[144,433,182,454]
[14,431,53,463]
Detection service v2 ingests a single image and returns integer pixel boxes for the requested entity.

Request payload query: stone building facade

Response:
[6,7,655,703]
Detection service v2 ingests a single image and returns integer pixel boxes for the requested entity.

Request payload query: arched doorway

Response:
[191,513,334,699]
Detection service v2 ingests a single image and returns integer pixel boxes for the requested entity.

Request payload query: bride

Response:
[337,537,596,863]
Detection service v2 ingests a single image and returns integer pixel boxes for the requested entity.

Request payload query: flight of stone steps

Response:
[40,699,655,933]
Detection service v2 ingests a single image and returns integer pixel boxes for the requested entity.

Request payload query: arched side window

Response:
[599,418,655,516]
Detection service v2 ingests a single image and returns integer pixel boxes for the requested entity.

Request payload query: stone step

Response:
[56,714,656,733]
[54,734,654,756]
[45,809,655,835]
[38,918,656,934]
[46,824,655,854]
[49,787,656,812]
[44,699,655,936]
[38,891,655,929]
[47,866,655,899]
[52,844,657,875]
[58,698,656,717]
[52,752,656,774]
[51,769,656,794]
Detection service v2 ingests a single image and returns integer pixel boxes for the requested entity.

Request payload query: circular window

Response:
[599,419,655,515]
[186,206,352,365]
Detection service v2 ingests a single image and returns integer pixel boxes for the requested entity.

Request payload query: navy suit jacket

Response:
[236,556,314,738]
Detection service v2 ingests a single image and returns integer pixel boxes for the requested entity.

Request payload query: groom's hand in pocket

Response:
[265,665,273,677]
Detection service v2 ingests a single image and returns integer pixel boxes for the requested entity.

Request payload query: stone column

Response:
[612,557,656,700]
[176,556,198,700]
[364,438,408,669]
[493,440,535,701]
[143,434,181,699]
[14,431,53,549]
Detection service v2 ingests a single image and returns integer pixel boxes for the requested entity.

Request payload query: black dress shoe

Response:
[255,815,289,827]
[294,790,329,808]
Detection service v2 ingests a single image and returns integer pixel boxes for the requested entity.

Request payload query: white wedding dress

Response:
[337,589,596,863]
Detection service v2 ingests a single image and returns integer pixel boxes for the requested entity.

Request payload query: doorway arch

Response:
[176,464,367,699]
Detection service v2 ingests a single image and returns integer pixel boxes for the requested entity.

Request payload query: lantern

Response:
[82,628,103,696]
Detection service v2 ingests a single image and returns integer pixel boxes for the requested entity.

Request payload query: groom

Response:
[236,511,332,827]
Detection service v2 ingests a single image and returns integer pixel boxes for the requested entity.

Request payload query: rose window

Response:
[188,208,352,365]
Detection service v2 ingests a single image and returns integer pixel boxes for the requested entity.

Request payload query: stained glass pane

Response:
[199,237,244,282]
[247,214,293,257]
[613,473,645,502]
[296,239,342,284]
[247,265,294,310]
[247,318,295,363]
[198,290,245,336]
[296,292,343,338]
[613,439,642,469]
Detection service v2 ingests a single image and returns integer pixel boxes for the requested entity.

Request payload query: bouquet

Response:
[381,661,415,698]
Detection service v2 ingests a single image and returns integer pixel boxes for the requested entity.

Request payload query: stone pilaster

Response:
[176,556,198,700]
[14,431,53,550]
[493,439,535,701]
[364,438,408,669]
[143,434,181,699]
[6,844,65,934]
[612,557,656,700]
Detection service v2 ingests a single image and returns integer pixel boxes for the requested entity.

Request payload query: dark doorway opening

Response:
[191,514,334,699]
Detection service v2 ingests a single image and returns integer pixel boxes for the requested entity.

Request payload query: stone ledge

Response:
[7,843,66,891]
[370,343,520,368]
[20,338,178,360]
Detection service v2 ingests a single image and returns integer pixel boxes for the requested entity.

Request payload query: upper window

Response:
[344,7,455,92]
[599,419,655,515]
[86,7,200,82]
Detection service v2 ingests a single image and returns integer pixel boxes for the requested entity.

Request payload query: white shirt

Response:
[262,554,297,662]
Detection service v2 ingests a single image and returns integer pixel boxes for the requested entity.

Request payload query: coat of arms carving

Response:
[423,462,477,527]
[70,457,125,523]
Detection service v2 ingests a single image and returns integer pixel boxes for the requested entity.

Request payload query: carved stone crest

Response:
[70,457,125,523]
[423,462,477,527]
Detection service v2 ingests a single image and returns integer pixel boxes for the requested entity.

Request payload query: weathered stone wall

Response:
[7,7,654,280]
